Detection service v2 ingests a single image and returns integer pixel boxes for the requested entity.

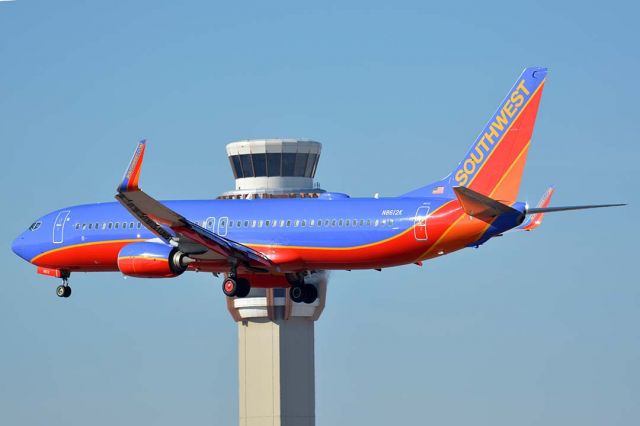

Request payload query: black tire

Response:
[302,284,318,304]
[289,285,304,303]
[64,286,72,298]
[56,285,66,298]
[222,277,237,297]
[235,278,251,298]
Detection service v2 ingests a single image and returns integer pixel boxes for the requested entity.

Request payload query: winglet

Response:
[118,140,146,192]
[519,186,554,231]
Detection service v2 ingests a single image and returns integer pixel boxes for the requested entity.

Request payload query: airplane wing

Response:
[115,141,273,270]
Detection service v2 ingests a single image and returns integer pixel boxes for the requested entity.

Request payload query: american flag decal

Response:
[432,186,444,195]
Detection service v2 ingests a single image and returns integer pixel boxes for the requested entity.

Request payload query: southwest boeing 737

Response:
[11,67,625,302]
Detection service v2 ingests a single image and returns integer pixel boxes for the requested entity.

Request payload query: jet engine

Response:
[117,242,189,278]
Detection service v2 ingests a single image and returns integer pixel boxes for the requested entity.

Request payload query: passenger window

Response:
[229,221,234,228]
[325,219,330,226]
[122,222,127,228]
[137,222,142,229]
[129,222,134,228]
[301,220,306,227]
[360,219,365,226]
[338,219,343,227]
[286,220,291,227]
[295,220,300,227]
[331,219,336,226]
[108,222,113,229]
[310,220,314,227]
[88,223,93,229]
[389,219,394,226]
[272,220,277,227]
[381,219,387,226]
[82,224,87,230]
[265,220,270,227]
[258,220,263,228]
[374,219,379,227]
[345,219,350,226]
[236,220,241,227]
[251,220,256,228]
[102,223,107,230]
[367,219,371,226]
[75,223,80,230]
[280,220,285,227]
[114,222,119,229]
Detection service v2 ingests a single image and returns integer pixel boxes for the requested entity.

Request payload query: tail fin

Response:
[451,67,547,202]
[403,67,547,200]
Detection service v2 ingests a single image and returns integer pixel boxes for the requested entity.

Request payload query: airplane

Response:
[11,67,625,301]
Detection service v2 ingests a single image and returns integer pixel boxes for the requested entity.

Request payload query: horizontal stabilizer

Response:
[453,186,520,221]
[528,203,626,214]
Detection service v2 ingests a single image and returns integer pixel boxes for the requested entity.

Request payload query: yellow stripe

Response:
[31,239,139,263]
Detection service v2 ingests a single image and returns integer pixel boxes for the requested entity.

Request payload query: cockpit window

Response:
[28,221,42,231]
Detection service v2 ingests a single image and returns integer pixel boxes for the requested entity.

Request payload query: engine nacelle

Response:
[117,242,187,278]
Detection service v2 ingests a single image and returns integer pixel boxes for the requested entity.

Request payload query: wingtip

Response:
[117,140,147,192]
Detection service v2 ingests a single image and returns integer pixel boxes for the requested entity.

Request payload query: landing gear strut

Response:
[56,274,72,298]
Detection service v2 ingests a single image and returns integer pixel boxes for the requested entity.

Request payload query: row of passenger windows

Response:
[74,217,396,232]
[75,221,143,231]
[215,218,396,228]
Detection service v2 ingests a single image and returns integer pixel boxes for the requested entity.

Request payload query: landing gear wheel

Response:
[290,285,304,303]
[56,285,71,298]
[302,284,318,304]
[235,278,251,298]
[222,277,238,297]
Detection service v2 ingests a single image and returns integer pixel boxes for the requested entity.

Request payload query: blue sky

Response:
[1,1,638,425]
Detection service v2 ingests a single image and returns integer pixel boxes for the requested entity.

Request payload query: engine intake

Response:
[117,242,188,278]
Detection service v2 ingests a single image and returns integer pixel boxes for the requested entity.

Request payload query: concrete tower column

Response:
[220,140,327,426]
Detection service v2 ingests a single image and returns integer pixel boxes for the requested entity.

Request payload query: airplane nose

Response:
[11,234,29,261]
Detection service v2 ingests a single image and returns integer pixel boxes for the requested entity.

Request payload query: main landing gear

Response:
[289,284,317,304]
[288,273,318,304]
[56,274,72,298]
[222,264,251,298]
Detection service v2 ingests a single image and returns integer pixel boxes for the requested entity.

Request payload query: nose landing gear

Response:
[56,274,72,298]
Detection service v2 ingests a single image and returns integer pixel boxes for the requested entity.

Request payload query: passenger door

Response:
[53,210,71,244]
[414,206,430,241]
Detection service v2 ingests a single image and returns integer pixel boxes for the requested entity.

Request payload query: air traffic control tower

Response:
[220,139,327,426]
